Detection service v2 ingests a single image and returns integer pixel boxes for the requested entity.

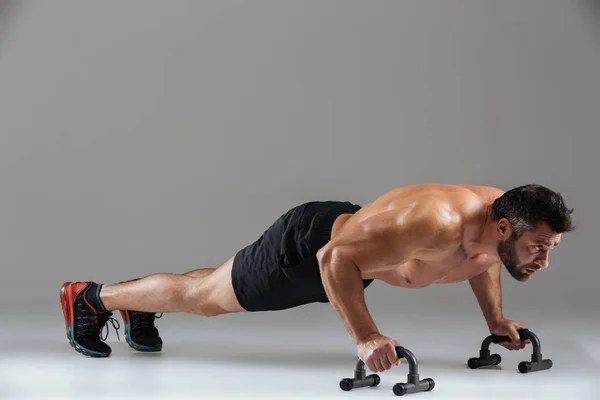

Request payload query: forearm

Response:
[469,262,504,329]
[318,251,379,345]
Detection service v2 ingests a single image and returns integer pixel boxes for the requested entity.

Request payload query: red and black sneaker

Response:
[119,310,163,352]
[60,281,120,357]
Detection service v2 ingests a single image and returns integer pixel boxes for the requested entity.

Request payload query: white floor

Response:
[1,308,599,400]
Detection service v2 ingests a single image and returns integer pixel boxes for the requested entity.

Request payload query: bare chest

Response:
[369,249,498,288]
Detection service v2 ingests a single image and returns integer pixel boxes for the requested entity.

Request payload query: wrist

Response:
[487,316,505,331]
[356,331,381,346]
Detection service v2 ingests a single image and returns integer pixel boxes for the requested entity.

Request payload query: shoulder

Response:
[394,196,464,247]
[454,184,505,200]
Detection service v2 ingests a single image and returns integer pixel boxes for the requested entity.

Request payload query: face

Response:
[496,222,561,282]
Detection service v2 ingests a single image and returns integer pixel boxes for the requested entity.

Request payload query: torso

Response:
[329,183,505,288]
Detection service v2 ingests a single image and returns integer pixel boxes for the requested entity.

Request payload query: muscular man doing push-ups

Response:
[60,183,574,372]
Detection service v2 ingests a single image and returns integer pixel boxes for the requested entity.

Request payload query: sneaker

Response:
[60,281,120,357]
[119,310,163,352]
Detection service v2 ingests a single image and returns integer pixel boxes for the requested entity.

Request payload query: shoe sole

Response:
[119,310,163,352]
[60,282,111,358]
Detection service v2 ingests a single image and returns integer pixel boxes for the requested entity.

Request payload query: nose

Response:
[535,252,549,269]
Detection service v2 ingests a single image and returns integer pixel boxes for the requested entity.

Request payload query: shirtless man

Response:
[60,183,574,373]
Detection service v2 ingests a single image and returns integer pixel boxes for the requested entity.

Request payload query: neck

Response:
[474,203,500,256]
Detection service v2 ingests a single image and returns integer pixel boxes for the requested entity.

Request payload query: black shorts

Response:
[231,200,374,312]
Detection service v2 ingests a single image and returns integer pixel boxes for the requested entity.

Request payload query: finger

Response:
[508,326,521,345]
[385,352,397,368]
[392,341,403,365]
[380,356,392,371]
[373,349,386,371]
[386,345,398,367]
[502,342,516,351]
[378,357,388,372]
[519,341,528,349]
[367,360,378,373]
[372,358,383,373]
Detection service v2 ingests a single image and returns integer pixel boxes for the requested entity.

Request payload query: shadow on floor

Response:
[129,340,360,369]
[123,340,483,373]
[14,335,597,376]
[19,339,473,371]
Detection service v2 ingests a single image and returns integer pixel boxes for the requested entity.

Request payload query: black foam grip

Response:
[490,328,528,343]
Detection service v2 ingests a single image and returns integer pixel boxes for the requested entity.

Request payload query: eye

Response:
[534,245,543,251]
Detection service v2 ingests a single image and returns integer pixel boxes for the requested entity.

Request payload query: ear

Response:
[496,218,512,240]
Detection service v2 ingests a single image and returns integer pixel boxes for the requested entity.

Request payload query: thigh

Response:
[205,256,248,313]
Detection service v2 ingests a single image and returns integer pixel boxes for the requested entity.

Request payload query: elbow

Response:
[317,245,358,274]
[316,245,334,268]
[316,245,345,270]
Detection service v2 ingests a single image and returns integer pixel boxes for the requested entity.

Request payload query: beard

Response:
[497,234,535,282]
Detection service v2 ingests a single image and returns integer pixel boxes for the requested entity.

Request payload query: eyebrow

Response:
[535,240,559,247]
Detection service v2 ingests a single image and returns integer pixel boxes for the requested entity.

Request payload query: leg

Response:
[183,269,214,278]
[177,255,237,278]
[183,266,216,278]
[100,256,246,316]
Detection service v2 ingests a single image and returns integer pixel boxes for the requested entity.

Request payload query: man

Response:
[60,183,574,372]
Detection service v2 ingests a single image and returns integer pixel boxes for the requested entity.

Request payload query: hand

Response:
[489,318,531,351]
[357,333,402,372]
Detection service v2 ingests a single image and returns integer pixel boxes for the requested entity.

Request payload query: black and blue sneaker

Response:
[120,310,163,352]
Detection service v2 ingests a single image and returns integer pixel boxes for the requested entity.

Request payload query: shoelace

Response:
[130,311,163,331]
[76,301,120,341]
[99,313,121,342]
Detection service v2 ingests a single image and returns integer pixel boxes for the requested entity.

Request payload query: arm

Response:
[316,247,379,345]
[469,262,531,348]
[469,261,504,330]
[317,203,462,346]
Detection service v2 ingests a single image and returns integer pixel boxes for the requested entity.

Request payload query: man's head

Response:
[490,184,574,282]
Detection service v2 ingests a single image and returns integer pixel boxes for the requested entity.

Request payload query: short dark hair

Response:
[491,184,574,237]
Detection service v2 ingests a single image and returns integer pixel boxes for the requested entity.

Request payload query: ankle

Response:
[101,283,123,311]
[85,283,110,313]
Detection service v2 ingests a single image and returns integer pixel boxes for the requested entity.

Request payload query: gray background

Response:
[1,0,599,323]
